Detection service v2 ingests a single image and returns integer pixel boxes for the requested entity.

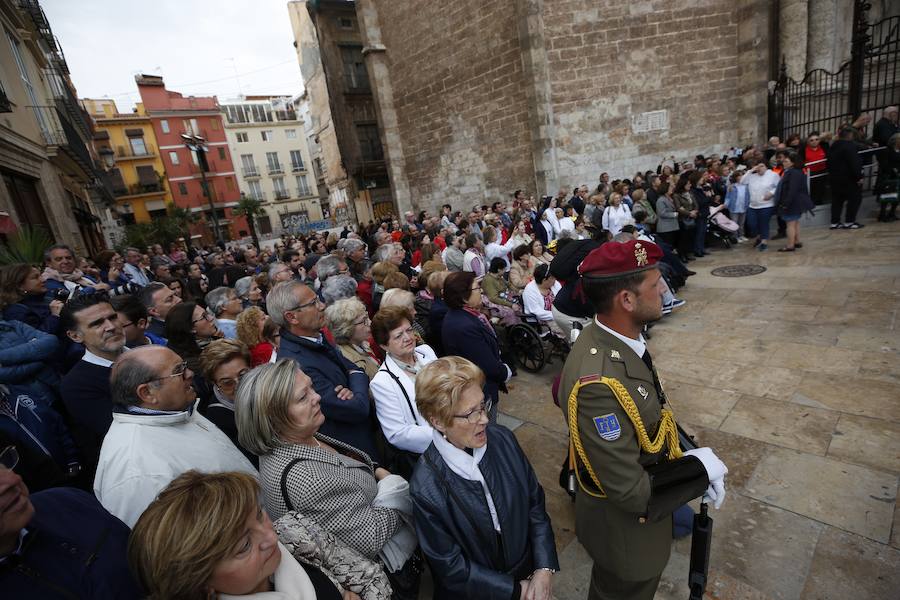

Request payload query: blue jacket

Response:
[3,295,59,336]
[441,309,507,404]
[277,329,379,462]
[0,487,144,599]
[410,425,559,599]
[427,299,449,355]
[0,387,79,470]
[60,360,113,478]
[0,320,62,408]
[43,273,102,298]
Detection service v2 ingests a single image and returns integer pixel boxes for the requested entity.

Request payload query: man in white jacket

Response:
[94,346,257,527]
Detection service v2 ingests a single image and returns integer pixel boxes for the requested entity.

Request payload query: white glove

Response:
[684,447,728,509]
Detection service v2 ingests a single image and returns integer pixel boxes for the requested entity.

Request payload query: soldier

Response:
[560,239,727,600]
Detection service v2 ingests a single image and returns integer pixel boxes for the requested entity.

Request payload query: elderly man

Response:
[874,106,900,195]
[59,295,127,477]
[267,280,377,460]
[122,247,151,287]
[343,238,368,280]
[570,185,589,215]
[42,244,109,297]
[316,254,350,285]
[205,286,242,339]
[268,261,294,285]
[93,346,256,527]
[138,282,181,340]
[441,232,466,272]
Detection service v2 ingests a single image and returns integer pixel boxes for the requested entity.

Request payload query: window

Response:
[285,129,297,139]
[338,17,354,29]
[169,151,180,166]
[341,46,369,91]
[217,147,226,160]
[7,30,48,136]
[261,130,273,142]
[240,154,258,177]
[257,214,272,235]
[236,132,249,143]
[178,182,188,195]
[225,177,234,191]
[129,137,148,156]
[272,177,288,200]
[290,150,305,172]
[266,152,282,174]
[211,119,219,131]
[182,118,199,135]
[356,124,384,161]
[160,119,170,133]
[248,180,264,201]
[296,174,311,197]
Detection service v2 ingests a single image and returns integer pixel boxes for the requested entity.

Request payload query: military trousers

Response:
[588,562,661,600]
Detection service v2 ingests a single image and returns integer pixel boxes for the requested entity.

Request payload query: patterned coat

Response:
[260,433,401,559]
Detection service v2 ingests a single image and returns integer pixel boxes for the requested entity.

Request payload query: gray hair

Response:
[268,261,289,280]
[44,243,76,262]
[325,297,367,344]
[316,254,344,282]
[235,359,300,455]
[342,238,366,256]
[205,252,220,267]
[124,247,141,256]
[206,286,235,317]
[612,232,635,243]
[138,282,166,310]
[266,280,304,327]
[321,275,357,305]
[380,288,415,312]
[110,347,164,408]
[233,276,254,299]
[373,244,393,263]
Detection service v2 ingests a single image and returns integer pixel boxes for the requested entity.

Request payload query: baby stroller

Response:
[707,204,740,248]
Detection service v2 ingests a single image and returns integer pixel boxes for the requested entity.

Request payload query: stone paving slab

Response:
[827,413,900,474]
[719,396,840,455]
[799,527,900,599]
[745,448,897,543]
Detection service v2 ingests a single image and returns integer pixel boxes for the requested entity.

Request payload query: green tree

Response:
[167,204,201,248]
[232,194,265,248]
[0,225,53,266]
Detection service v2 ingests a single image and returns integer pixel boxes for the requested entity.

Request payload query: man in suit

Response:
[266,280,377,461]
[559,239,727,600]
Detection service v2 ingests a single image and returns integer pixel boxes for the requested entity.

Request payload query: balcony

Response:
[30,104,94,174]
[267,164,284,175]
[113,182,165,198]
[0,89,11,113]
[291,162,306,173]
[115,143,156,160]
[43,67,88,139]
[242,166,260,178]
[248,191,267,202]
[296,187,313,198]
[273,190,290,201]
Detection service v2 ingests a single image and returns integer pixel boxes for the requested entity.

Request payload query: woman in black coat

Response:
[775,150,815,251]
[440,272,510,421]
[410,357,559,600]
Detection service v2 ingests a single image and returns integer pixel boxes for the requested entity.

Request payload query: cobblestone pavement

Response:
[498,210,900,599]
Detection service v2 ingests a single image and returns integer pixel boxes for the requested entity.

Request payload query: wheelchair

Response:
[498,313,570,373]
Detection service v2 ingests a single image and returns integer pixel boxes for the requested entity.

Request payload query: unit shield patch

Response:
[593,413,621,441]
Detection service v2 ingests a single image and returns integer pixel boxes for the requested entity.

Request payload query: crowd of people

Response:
[1,110,896,599]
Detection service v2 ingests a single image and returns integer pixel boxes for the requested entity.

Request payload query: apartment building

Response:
[221,95,323,237]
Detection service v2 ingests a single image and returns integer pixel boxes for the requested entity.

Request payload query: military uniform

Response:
[559,240,725,600]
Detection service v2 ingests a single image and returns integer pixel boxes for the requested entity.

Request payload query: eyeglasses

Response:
[192,311,214,325]
[354,315,371,327]
[452,400,493,424]
[216,368,250,391]
[149,361,190,385]
[0,445,19,470]
[470,285,482,292]
[287,297,323,313]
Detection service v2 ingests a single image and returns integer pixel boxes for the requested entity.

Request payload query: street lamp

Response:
[181,133,222,242]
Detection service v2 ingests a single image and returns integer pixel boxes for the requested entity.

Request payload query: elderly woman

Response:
[441,272,510,420]
[236,360,421,596]
[369,307,437,468]
[508,244,535,294]
[530,239,553,267]
[207,286,243,339]
[481,257,520,327]
[326,298,380,379]
[235,276,264,310]
[410,357,558,599]
[380,289,425,341]
[522,264,564,339]
[129,470,351,600]
[200,339,256,465]
[322,275,358,305]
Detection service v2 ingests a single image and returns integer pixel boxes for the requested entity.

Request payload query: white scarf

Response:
[218,542,319,600]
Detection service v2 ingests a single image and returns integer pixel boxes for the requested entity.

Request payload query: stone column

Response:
[735,0,773,143]
[515,0,558,197]
[355,0,413,214]
[779,0,809,80]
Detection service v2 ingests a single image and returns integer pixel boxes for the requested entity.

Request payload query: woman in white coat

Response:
[369,306,437,462]
[601,192,633,236]
[521,264,564,339]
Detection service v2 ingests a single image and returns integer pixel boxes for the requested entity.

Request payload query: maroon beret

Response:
[578,240,663,279]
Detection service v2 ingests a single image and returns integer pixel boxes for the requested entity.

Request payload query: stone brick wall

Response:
[370,0,535,213]
[365,0,771,215]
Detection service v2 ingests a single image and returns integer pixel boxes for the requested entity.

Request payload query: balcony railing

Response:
[115,143,156,160]
[113,182,165,198]
[291,162,306,173]
[296,187,312,198]
[242,166,260,178]
[248,191,267,202]
[273,190,290,200]
[0,89,11,113]
[29,105,93,172]
[267,164,284,175]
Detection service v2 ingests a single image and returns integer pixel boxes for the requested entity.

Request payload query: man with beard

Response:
[59,295,127,478]
[560,240,727,600]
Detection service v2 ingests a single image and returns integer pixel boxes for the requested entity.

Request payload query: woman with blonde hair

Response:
[410,357,558,599]
[370,261,399,311]
[236,306,276,366]
[129,470,353,599]
[326,298,380,379]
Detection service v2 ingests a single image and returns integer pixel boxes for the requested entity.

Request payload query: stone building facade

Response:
[354,0,898,216]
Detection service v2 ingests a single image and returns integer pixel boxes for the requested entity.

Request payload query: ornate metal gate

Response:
[768,2,900,140]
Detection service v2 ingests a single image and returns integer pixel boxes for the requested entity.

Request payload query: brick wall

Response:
[371,0,535,213]
[366,0,770,216]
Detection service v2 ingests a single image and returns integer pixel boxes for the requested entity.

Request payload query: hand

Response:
[519,579,532,600]
[684,447,728,509]
[49,299,64,316]
[374,467,391,481]
[92,282,110,291]
[342,591,361,600]
[108,267,121,282]
[526,570,553,600]
[334,385,354,400]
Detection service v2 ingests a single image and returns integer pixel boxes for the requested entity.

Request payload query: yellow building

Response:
[82,99,172,224]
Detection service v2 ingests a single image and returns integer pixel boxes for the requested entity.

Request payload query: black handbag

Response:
[377,363,422,479]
